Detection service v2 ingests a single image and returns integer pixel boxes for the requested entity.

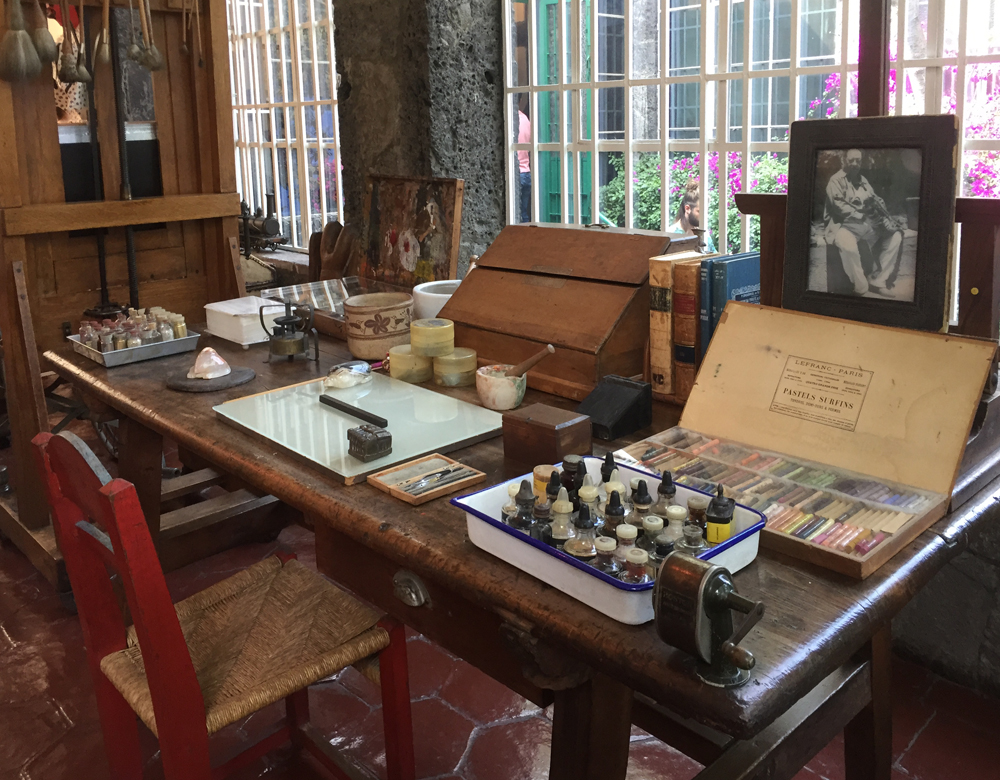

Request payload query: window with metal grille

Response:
[227,0,343,250]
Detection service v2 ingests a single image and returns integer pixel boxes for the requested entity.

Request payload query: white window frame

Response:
[228,0,343,250]
[504,0,859,253]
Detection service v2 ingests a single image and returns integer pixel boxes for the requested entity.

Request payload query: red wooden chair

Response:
[33,430,415,780]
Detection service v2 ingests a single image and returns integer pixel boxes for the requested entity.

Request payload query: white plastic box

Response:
[205,297,281,346]
[452,456,764,625]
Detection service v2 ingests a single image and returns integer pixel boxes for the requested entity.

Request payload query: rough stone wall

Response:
[894,523,1000,697]
[333,0,506,276]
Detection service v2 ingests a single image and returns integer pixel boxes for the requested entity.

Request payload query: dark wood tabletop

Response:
[44,332,996,740]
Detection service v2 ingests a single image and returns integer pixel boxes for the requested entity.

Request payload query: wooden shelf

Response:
[2,193,241,236]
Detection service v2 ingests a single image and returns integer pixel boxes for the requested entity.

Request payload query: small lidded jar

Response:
[622,548,652,584]
[578,475,602,530]
[637,516,664,553]
[674,522,709,556]
[564,505,598,561]
[501,482,519,524]
[625,479,653,529]
[652,471,677,517]
[602,490,626,538]
[433,348,477,387]
[549,488,576,549]
[613,522,638,564]
[687,494,711,536]
[592,536,622,577]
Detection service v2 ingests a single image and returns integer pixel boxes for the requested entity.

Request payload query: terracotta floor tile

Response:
[406,637,460,700]
[896,709,1000,780]
[463,716,552,780]
[923,676,1000,735]
[410,697,477,778]
[439,658,540,725]
[309,681,375,739]
[626,738,703,779]
[337,664,384,708]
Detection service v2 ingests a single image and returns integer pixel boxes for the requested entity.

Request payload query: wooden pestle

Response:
[505,344,555,377]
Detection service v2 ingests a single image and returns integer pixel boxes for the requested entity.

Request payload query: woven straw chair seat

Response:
[100,556,388,737]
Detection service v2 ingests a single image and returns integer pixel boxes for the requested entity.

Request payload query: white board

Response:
[214,374,503,483]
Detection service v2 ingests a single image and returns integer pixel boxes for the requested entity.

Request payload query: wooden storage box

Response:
[440,225,689,400]
[502,403,592,465]
[616,302,995,578]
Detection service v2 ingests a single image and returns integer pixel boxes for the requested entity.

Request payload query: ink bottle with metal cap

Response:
[652,471,677,516]
[613,522,638,563]
[577,475,602,532]
[637,515,663,553]
[592,536,622,577]
[600,451,617,486]
[549,488,576,549]
[621,548,652,584]
[659,505,687,547]
[648,537,673,577]
[687,493,711,537]
[602,490,626,537]
[601,469,627,513]
[624,479,653,529]
[509,481,537,532]
[674,521,709,556]
[564,505,597,561]
[705,483,736,544]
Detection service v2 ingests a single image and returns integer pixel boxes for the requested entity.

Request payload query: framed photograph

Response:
[782,115,958,331]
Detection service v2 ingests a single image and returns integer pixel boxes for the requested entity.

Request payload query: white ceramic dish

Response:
[452,456,765,624]
[412,280,461,319]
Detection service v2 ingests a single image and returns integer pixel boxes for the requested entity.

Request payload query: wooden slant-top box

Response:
[502,403,592,465]
[662,303,995,578]
[440,225,691,400]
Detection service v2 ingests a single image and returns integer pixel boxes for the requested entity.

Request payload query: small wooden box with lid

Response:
[617,303,996,578]
[440,224,695,400]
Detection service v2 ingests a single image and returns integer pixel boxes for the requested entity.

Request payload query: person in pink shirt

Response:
[518,108,531,222]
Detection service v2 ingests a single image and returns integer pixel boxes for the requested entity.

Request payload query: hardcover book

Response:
[672,259,702,402]
[711,253,761,338]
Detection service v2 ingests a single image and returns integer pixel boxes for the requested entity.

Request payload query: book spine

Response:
[648,255,674,400]
[699,258,714,360]
[712,260,728,341]
[672,260,700,402]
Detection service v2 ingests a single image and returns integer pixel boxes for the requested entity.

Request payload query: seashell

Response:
[187,347,232,380]
[324,363,373,389]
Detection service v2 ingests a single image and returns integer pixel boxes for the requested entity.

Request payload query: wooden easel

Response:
[736,192,1000,504]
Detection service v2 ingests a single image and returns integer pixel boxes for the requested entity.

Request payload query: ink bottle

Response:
[564,505,597,561]
[687,494,711,537]
[613,522,638,564]
[501,482,519,524]
[648,537,673,577]
[705,483,736,544]
[652,471,677,517]
[578,475,602,532]
[546,469,562,506]
[601,469,627,514]
[625,480,653,528]
[534,465,557,498]
[637,516,664,553]
[592,536,622,577]
[659,505,687,547]
[621,548,652,584]
[549,488,576,549]
[561,454,582,494]
[157,316,175,342]
[510,480,537,530]
[674,522,709,556]
[533,492,551,522]
[602,490,626,538]
[600,451,617,486]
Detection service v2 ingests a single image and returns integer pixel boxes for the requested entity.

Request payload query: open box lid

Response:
[681,303,997,497]
[475,224,671,285]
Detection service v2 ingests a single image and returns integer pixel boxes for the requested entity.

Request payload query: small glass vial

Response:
[624,479,653,529]
[637,516,664,554]
[501,482,519,524]
[675,522,709,556]
[577,475,602,532]
[660,505,687,548]
[621,548,652,584]
[648,537,673,577]
[592,536,622,577]
[652,471,677,517]
[601,469,627,514]
[99,331,115,353]
[549,488,576,549]
[112,327,128,350]
[564,505,598,561]
[126,329,142,349]
[705,483,736,544]
[510,480,537,533]
[613,522,638,564]
[158,316,176,342]
[688,494,711,536]
[172,315,188,338]
[602,490,626,538]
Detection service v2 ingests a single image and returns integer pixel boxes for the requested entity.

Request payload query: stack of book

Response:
[649,250,760,405]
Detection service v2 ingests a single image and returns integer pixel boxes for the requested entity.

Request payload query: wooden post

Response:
[549,673,633,780]
[844,625,893,780]
[858,0,891,117]
[734,193,786,307]
[116,418,164,540]
[953,198,1000,340]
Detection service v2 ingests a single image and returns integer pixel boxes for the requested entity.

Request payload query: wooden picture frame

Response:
[782,115,958,331]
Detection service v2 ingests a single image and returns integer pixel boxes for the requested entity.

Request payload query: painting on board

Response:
[360,176,464,287]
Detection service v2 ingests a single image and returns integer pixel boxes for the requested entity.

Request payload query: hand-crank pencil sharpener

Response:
[653,553,765,688]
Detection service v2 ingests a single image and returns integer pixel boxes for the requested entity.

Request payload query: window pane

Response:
[669,82,700,139]
[316,25,332,101]
[670,0,700,76]
[300,30,315,101]
[598,0,626,81]
[598,151,625,227]
[750,76,789,141]
[539,151,563,222]
[633,152,663,231]
[538,90,561,143]
[632,0,660,78]
[799,0,836,67]
[512,0,530,87]
[324,147,338,219]
[965,150,1000,198]
[799,71,839,120]
[537,0,563,85]
[598,86,625,140]
[632,85,660,141]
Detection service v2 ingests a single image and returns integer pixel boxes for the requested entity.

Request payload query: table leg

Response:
[117,417,163,540]
[844,625,892,780]
[549,672,632,780]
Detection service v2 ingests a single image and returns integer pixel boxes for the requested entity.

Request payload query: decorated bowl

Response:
[343,292,413,360]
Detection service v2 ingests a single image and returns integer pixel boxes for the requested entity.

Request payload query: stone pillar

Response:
[334,0,506,275]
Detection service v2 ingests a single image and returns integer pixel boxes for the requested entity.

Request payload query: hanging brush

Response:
[73,0,91,82]
[29,0,57,63]
[93,0,109,65]
[56,0,78,82]
[193,0,202,67]
[137,0,162,70]
[125,0,140,61]
[179,0,188,56]
[1,0,44,81]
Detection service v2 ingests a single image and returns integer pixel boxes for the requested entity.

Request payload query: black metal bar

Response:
[109,10,139,309]
[82,9,110,308]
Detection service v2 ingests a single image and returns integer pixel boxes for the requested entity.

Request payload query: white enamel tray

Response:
[452,456,764,625]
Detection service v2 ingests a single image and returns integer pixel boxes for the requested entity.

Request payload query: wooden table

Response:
[44,333,1000,780]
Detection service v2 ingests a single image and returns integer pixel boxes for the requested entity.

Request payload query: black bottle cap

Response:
[655,539,674,557]
[601,451,616,483]
[634,479,652,507]
[706,483,735,524]
[516,479,535,509]
[546,470,562,499]
[606,490,625,517]
[658,471,676,497]
[576,504,595,529]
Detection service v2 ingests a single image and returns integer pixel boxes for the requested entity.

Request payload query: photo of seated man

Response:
[808,148,919,302]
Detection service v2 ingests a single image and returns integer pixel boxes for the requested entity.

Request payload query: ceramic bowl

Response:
[476,364,527,411]
[412,280,461,320]
[343,292,413,360]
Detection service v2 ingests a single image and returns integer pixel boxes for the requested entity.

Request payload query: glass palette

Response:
[214,374,503,483]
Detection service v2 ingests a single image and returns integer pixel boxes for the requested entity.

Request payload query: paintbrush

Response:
[93,0,109,65]
[29,0,57,63]
[1,0,43,81]
[74,0,91,82]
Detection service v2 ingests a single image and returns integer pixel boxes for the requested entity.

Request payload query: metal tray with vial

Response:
[451,456,765,625]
